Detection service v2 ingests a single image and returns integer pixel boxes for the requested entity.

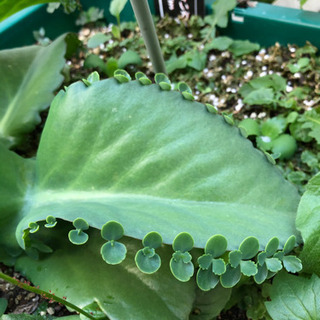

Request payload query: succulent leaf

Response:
[220,265,241,288]
[205,234,228,257]
[100,241,127,265]
[196,268,219,291]
[239,237,260,260]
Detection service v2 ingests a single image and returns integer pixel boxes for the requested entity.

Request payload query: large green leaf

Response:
[296,172,320,276]
[0,144,34,259]
[10,78,301,251]
[15,225,196,320]
[0,34,67,146]
[265,272,320,320]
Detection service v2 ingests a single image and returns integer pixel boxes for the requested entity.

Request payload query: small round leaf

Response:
[265,237,279,257]
[223,114,234,126]
[196,268,219,291]
[28,222,39,233]
[283,235,296,254]
[101,241,127,265]
[205,235,228,257]
[101,221,124,241]
[265,257,282,273]
[172,232,194,252]
[135,72,151,85]
[135,249,161,274]
[178,82,192,94]
[45,216,57,228]
[73,218,89,231]
[182,91,195,101]
[257,251,267,266]
[254,264,268,284]
[170,257,194,282]
[114,69,131,83]
[282,255,302,273]
[229,250,242,268]
[159,82,172,91]
[155,73,170,85]
[68,229,89,245]
[198,254,213,270]
[205,103,218,114]
[274,251,285,261]
[240,260,258,277]
[212,258,226,275]
[142,232,162,249]
[220,265,241,288]
[239,236,259,260]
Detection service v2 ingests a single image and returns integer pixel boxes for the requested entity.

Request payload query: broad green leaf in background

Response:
[87,33,110,49]
[6,79,300,251]
[228,40,260,57]
[0,0,77,22]
[0,34,67,147]
[0,144,34,260]
[243,88,274,106]
[190,285,231,319]
[118,50,142,69]
[301,108,320,144]
[296,172,320,276]
[211,0,237,28]
[1,315,80,320]
[109,0,128,25]
[0,298,8,316]
[265,272,320,320]
[205,36,233,52]
[15,226,196,320]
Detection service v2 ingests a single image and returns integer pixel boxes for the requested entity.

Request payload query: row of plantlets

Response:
[0,0,320,319]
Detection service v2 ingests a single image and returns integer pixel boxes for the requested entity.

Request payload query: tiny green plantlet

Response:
[0,70,304,319]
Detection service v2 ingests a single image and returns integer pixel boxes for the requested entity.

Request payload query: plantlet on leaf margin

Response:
[135,231,162,274]
[100,221,127,265]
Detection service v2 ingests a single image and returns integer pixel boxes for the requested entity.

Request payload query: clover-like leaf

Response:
[283,235,296,254]
[196,268,219,291]
[142,232,162,249]
[257,251,267,266]
[172,232,194,253]
[229,250,242,268]
[220,265,241,288]
[101,241,127,265]
[240,260,258,277]
[82,71,100,87]
[135,72,152,85]
[73,218,89,231]
[205,103,218,114]
[198,254,213,270]
[178,82,194,101]
[68,229,89,245]
[265,237,280,257]
[68,218,89,245]
[0,34,67,147]
[28,222,39,233]
[254,264,268,284]
[239,236,260,259]
[155,73,171,90]
[282,255,302,273]
[135,248,161,274]
[114,69,131,83]
[205,235,228,258]
[265,257,282,273]
[223,114,234,126]
[170,252,194,282]
[211,258,226,276]
[45,216,57,228]
[101,221,124,241]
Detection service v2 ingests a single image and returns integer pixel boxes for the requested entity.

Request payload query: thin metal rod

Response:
[130,0,167,74]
